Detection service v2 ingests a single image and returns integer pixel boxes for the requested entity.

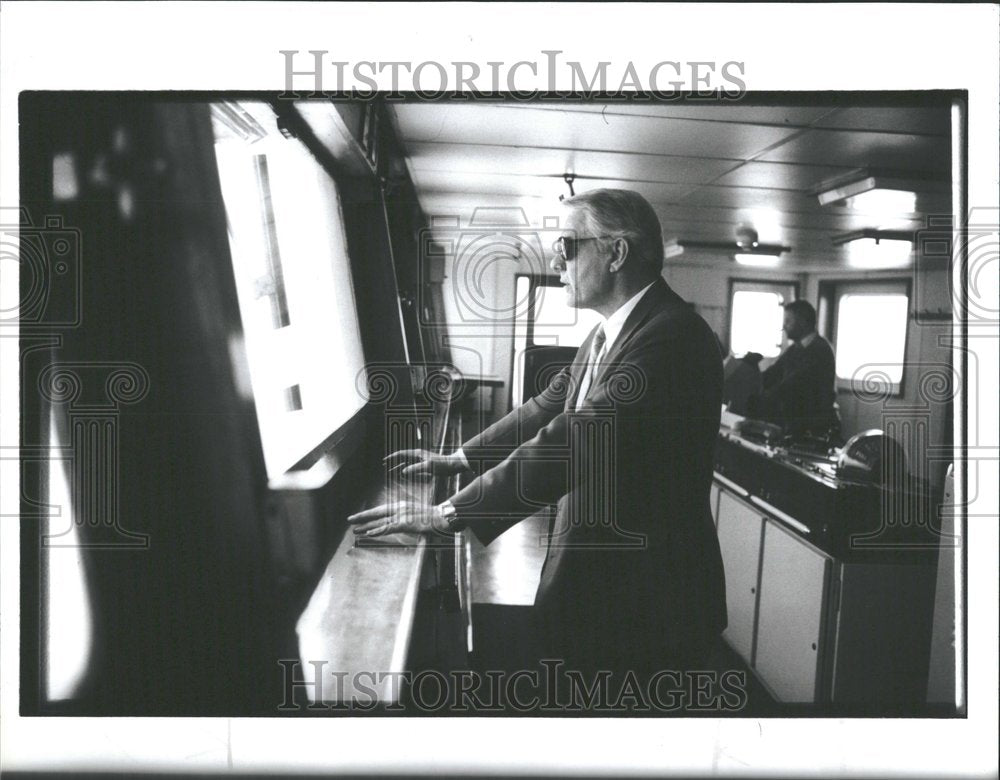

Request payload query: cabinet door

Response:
[755,520,829,703]
[709,482,722,527]
[715,489,763,664]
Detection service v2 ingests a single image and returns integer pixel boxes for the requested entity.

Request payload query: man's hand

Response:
[348,500,447,538]
[384,449,466,481]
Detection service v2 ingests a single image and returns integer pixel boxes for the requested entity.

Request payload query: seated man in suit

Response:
[350,189,727,693]
[753,300,838,438]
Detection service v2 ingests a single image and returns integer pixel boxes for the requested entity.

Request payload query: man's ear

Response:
[608,237,629,273]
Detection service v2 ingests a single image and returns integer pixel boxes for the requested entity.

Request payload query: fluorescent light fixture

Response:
[670,231,789,264]
[833,229,914,269]
[734,252,781,267]
[845,188,917,214]
[732,227,787,266]
[815,170,947,214]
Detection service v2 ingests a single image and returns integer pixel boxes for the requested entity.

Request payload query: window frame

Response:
[212,99,372,484]
[510,273,553,409]
[524,274,553,348]
[516,273,606,347]
[726,277,800,358]
[824,278,912,398]
[509,272,603,409]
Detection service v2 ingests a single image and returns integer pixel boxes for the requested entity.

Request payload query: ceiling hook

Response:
[562,173,576,200]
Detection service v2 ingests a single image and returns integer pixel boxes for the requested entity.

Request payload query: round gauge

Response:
[836,430,907,484]
[848,433,883,469]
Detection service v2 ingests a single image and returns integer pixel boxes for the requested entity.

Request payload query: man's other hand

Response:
[384,449,466,481]
[348,500,447,537]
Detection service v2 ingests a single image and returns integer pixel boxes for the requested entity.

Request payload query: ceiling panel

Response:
[406,141,737,185]
[658,220,869,251]
[653,204,925,235]
[679,183,946,220]
[419,192,547,221]
[391,100,952,271]
[812,106,951,135]
[711,161,857,191]
[410,169,696,203]
[502,102,839,126]
[391,103,801,159]
[757,128,951,170]
[679,185,824,213]
[409,169,565,201]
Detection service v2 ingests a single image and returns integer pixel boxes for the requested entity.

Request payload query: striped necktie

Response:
[575,325,607,410]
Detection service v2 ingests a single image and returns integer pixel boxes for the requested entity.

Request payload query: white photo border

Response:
[1,2,997,776]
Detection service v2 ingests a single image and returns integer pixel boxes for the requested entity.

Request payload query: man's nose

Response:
[550,252,565,273]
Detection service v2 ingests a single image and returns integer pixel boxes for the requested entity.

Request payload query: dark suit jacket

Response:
[451,278,727,669]
[758,334,837,436]
[723,356,763,416]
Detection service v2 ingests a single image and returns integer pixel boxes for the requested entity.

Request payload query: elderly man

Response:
[350,189,726,687]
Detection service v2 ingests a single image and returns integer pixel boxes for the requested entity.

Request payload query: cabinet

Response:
[755,520,830,703]
[712,474,937,708]
[715,490,763,665]
[715,484,830,702]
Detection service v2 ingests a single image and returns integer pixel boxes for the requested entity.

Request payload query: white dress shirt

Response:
[574,281,656,410]
[595,281,657,360]
[797,331,818,348]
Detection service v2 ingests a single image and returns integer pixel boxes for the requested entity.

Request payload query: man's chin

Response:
[562,286,580,308]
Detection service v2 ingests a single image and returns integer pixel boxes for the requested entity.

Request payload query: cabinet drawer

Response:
[755,520,830,703]
[715,489,763,665]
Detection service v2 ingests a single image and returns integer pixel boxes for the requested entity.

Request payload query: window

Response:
[728,280,797,358]
[833,283,910,394]
[211,102,367,478]
[511,276,602,407]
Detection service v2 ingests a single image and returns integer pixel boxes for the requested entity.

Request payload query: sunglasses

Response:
[551,235,616,261]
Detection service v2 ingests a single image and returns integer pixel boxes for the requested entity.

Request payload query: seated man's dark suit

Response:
[757,335,837,436]
[723,355,763,416]
[450,278,727,675]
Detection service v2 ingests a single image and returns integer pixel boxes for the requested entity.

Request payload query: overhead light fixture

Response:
[814,169,947,214]
[817,174,915,209]
[734,252,782,267]
[733,226,786,266]
[832,229,914,268]
[845,188,916,214]
[666,226,789,265]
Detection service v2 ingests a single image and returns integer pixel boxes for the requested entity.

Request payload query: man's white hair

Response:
[563,188,665,276]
